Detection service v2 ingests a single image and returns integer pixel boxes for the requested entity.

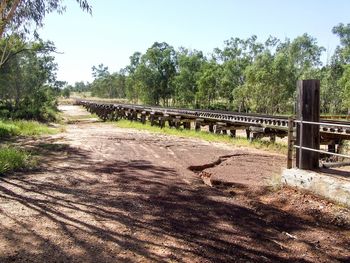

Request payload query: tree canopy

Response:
[84,23,350,115]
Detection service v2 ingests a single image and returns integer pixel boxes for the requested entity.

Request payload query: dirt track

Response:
[0,105,349,262]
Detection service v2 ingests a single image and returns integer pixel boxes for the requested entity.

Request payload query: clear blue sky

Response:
[39,0,350,85]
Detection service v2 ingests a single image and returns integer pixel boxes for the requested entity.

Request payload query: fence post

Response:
[296,80,320,169]
[287,117,294,169]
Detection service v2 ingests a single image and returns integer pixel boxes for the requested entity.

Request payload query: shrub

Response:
[0,119,57,138]
[0,147,32,174]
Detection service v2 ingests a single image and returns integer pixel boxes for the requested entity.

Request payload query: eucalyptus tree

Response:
[173,48,205,107]
[241,51,295,114]
[141,42,177,106]
[196,60,221,108]
[0,0,91,39]
[0,0,91,68]
[0,37,59,120]
[125,52,142,103]
[213,36,265,107]
[332,23,350,112]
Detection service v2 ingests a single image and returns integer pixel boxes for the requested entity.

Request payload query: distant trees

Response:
[89,64,126,98]
[173,49,205,107]
[86,23,350,115]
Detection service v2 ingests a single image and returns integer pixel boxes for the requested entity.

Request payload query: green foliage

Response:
[62,88,70,98]
[173,49,205,107]
[339,65,350,110]
[91,23,350,115]
[0,36,59,121]
[196,61,221,107]
[0,147,32,174]
[0,119,57,138]
[0,1,91,40]
[90,64,126,99]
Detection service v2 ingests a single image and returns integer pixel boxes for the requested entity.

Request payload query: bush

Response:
[0,119,57,138]
[0,147,32,174]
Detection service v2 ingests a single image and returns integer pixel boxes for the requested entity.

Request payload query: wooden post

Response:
[159,116,165,128]
[195,119,202,131]
[132,111,137,121]
[296,80,320,170]
[230,129,236,138]
[245,129,250,140]
[175,116,181,129]
[141,112,146,124]
[287,117,294,169]
[168,119,174,127]
[150,112,155,126]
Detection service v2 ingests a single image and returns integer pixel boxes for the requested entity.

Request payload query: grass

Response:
[0,119,58,138]
[0,146,34,174]
[115,120,287,154]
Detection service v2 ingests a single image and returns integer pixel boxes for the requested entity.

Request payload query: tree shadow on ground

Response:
[0,143,348,263]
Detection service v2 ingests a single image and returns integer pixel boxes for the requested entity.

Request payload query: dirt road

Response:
[0,105,349,262]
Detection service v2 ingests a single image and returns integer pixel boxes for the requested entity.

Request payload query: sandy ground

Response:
[0,105,349,263]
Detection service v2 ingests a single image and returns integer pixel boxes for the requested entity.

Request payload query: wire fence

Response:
[288,118,350,169]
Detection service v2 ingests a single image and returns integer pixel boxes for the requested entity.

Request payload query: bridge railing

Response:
[287,118,350,169]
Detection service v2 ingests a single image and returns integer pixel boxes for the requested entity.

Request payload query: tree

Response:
[0,37,59,120]
[142,42,177,106]
[173,48,205,107]
[332,23,350,63]
[277,33,324,80]
[125,52,142,103]
[0,1,91,70]
[241,51,295,114]
[0,0,91,39]
[214,36,266,107]
[62,87,70,98]
[196,61,221,108]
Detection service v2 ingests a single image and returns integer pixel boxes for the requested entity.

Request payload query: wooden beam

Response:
[296,80,320,170]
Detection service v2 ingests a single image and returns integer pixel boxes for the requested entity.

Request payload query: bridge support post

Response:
[150,113,155,126]
[245,129,250,139]
[141,112,146,124]
[296,80,320,170]
[195,120,202,131]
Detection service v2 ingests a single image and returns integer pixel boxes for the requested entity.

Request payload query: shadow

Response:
[0,142,348,262]
[319,167,350,178]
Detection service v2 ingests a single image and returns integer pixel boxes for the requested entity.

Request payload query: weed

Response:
[0,146,35,174]
[0,119,58,138]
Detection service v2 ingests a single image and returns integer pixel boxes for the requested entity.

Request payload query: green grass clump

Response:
[0,119,58,138]
[0,147,34,174]
[114,120,287,153]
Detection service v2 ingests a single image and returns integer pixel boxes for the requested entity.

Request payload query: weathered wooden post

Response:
[150,112,155,126]
[132,111,138,121]
[195,119,203,131]
[209,124,214,133]
[296,80,320,170]
[141,111,146,124]
[287,117,294,169]
[230,129,236,138]
[245,129,250,139]
[175,116,181,129]
[183,121,191,130]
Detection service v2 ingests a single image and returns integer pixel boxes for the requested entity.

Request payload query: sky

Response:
[39,0,350,85]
